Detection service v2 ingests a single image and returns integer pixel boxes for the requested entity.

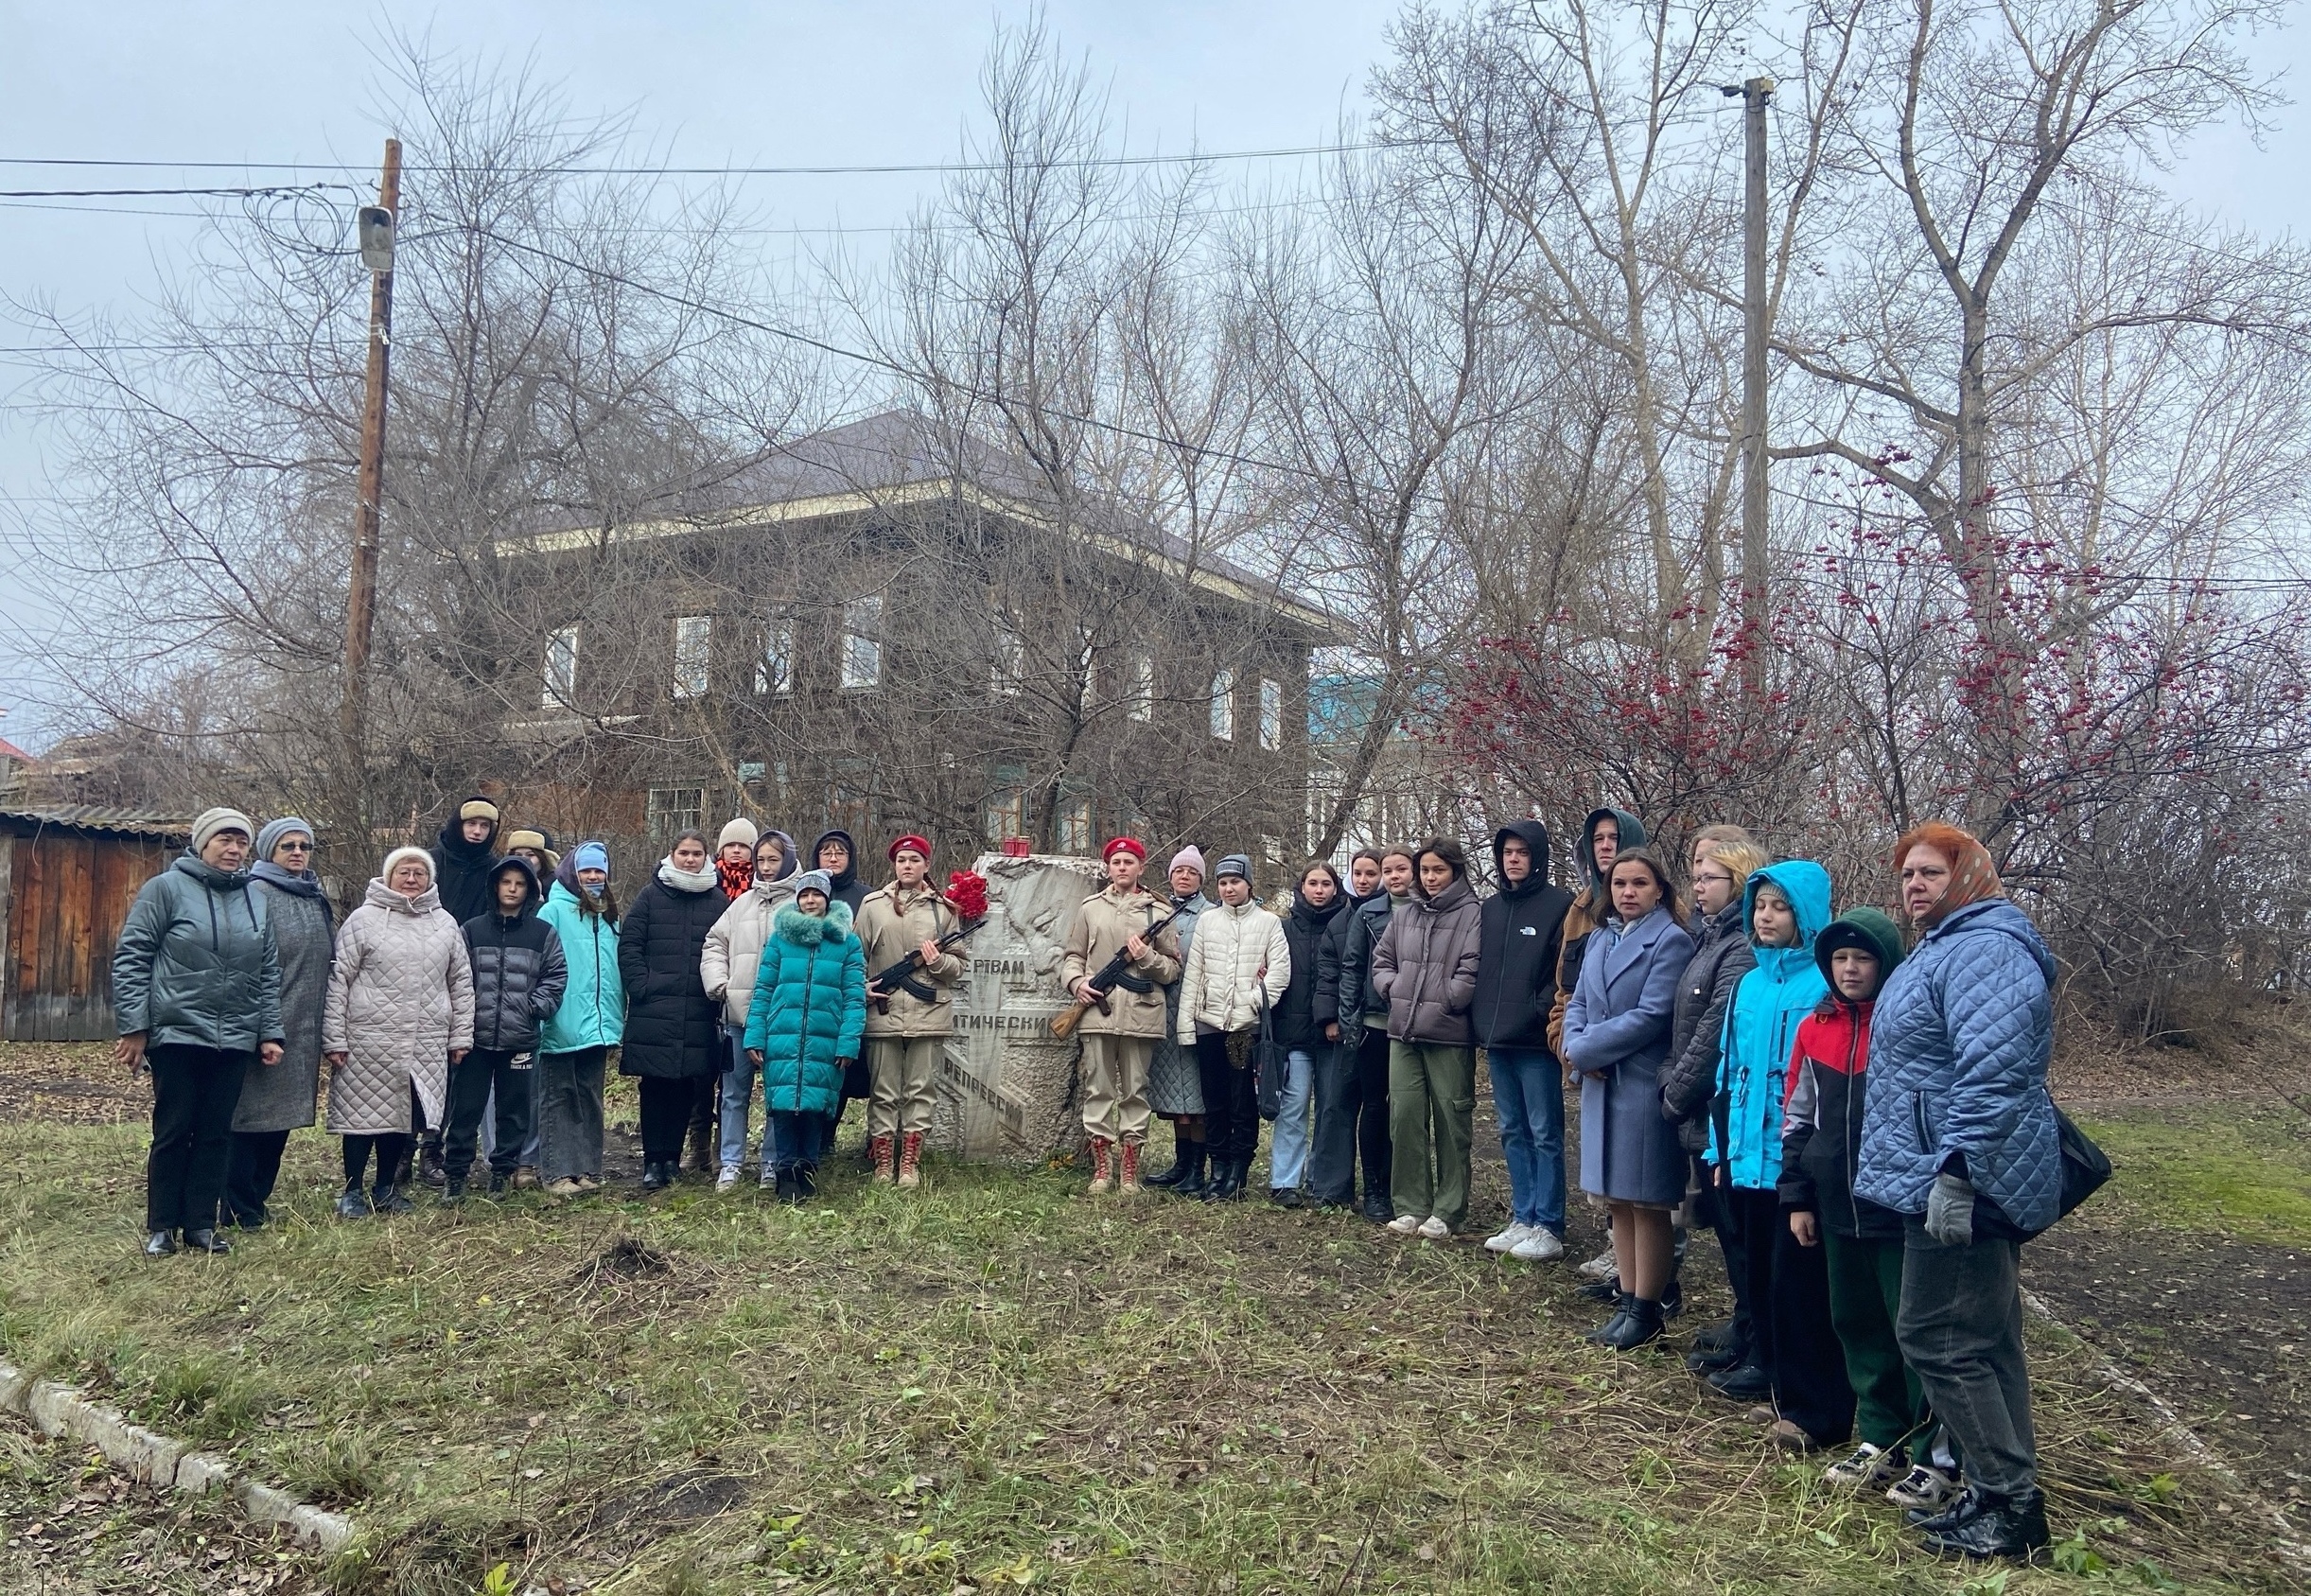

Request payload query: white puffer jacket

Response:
[323,879,476,1135]
[701,876,797,1027]
[1175,900,1289,1042]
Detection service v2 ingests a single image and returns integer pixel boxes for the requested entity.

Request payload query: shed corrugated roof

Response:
[0,808,191,840]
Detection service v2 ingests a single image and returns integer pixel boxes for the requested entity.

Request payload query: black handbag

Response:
[1252,1000,1287,1121]
[2053,1104,2111,1221]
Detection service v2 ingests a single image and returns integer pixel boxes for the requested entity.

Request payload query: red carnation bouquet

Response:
[944,869,989,923]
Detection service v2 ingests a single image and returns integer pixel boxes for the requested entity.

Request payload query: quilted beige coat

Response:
[324,878,476,1135]
[701,876,796,1027]
[1174,900,1289,1041]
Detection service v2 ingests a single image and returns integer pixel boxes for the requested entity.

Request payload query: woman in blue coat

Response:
[744,870,867,1202]
[1707,858,1853,1451]
[1855,821,2057,1561]
[1563,847,1694,1350]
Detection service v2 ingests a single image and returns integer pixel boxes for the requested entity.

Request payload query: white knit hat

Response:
[379,846,434,887]
[718,817,760,851]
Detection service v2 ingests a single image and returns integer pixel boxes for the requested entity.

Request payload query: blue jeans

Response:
[1270,1048,1318,1189]
[717,1026,758,1170]
[1489,1046,1566,1234]
[767,1109,826,1173]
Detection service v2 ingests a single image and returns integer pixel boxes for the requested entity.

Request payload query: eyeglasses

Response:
[275,839,313,852]
[1692,869,1732,886]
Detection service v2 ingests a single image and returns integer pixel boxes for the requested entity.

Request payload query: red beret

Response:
[1102,836,1146,862]
[889,833,933,861]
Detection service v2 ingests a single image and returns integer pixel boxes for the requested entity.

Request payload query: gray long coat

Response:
[1563,906,1695,1205]
[233,877,334,1131]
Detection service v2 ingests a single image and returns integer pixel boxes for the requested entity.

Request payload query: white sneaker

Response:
[1510,1228,1566,1262]
[1417,1216,1451,1240]
[1386,1213,1423,1236]
[1484,1222,1534,1254]
[1577,1245,1618,1279]
[715,1166,740,1193]
[1824,1442,1904,1490]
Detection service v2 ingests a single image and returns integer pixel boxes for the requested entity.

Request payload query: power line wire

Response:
[0,143,1388,178]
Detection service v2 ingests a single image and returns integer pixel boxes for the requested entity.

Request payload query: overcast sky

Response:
[2,2,2304,750]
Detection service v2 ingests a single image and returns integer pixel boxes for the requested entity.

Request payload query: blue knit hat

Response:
[254,816,315,864]
[570,840,610,875]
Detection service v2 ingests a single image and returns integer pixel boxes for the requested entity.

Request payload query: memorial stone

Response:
[928,852,1109,1162]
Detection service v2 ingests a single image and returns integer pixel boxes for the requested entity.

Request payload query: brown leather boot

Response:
[1118,1140,1143,1194]
[1087,1137,1114,1195]
[869,1134,896,1184]
[684,1118,713,1174]
[898,1132,924,1189]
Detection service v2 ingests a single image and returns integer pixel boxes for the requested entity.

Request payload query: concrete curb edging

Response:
[0,1359,354,1554]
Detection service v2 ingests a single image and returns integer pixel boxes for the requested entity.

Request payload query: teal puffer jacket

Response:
[537,881,624,1051]
[743,901,867,1117]
[1709,859,1832,1190]
[113,853,284,1051]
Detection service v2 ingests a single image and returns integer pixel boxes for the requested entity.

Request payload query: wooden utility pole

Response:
[1735,78,1773,694]
[340,137,400,828]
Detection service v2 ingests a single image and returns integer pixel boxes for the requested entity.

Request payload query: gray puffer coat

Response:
[1369,876,1483,1046]
[324,879,476,1134]
[112,853,284,1053]
[1658,898,1756,1154]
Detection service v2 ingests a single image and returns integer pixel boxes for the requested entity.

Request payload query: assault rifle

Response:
[867,919,986,1014]
[867,870,989,1016]
[1050,904,1185,1041]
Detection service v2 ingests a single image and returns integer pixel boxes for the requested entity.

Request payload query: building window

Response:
[992,619,1026,697]
[843,596,884,690]
[1209,669,1234,741]
[755,614,794,695]
[1262,833,1285,866]
[648,784,704,842]
[1126,653,1153,722]
[672,615,710,699]
[985,785,1026,844]
[542,625,578,710]
[1057,797,1092,856]
[1258,677,1283,750]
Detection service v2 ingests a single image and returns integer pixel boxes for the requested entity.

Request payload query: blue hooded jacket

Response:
[537,876,624,1051]
[1854,897,2060,1233]
[1708,859,1832,1190]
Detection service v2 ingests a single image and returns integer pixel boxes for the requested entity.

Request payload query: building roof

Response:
[0,736,31,764]
[0,807,191,841]
[506,410,1338,636]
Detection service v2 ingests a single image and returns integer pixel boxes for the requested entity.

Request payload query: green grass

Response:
[2074,1104,2311,1248]
[0,1115,2285,1596]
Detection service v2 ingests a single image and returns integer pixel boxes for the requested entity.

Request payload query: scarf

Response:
[251,859,325,899]
[1897,821,2004,930]
[716,854,753,901]
[657,857,719,894]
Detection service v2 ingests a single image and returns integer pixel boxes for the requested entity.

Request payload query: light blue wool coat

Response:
[743,900,867,1118]
[1855,897,2060,1232]
[1709,859,1832,1191]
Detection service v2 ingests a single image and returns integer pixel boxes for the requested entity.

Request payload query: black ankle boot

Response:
[1144,1141,1194,1188]
[1171,1146,1210,1199]
[1585,1291,1637,1343]
[183,1227,231,1255]
[1923,1487,2048,1560]
[1203,1157,1246,1201]
[144,1229,178,1257]
[641,1161,669,1191]
[1597,1295,1665,1351]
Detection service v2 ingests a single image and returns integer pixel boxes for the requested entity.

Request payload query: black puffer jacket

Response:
[430,799,503,927]
[1474,820,1573,1051]
[1658,898,1756,1153]
[1312,888,1378,1027]
[1330,893,1401,1034]
[462,859,569,1054]
[1273,888,1345,1049]
[616,866,727,1079]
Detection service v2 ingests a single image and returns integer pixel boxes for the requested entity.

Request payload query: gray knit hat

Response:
[792,868,834,901]
[190,807,255,854]
[1214,853,1252,882]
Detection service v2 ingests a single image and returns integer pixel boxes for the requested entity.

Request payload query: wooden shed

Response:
[1,808,189,1042]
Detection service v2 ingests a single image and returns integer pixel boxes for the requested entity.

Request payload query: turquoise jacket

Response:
[1708,859,1832,1190]
[744,900,867,1117]
[536,881,624,1051]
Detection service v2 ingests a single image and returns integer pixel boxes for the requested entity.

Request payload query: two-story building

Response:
[492,411,1332,883]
